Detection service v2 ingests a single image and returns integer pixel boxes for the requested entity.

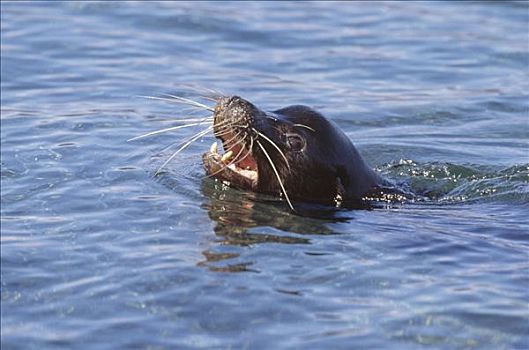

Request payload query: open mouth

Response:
[205,130,259,183]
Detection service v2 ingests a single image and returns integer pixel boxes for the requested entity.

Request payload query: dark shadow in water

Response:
[197,178,355,272]
[200,179,349,238]
[196,252,259,273]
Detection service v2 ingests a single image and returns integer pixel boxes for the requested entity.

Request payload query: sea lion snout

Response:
[213,96,260,133]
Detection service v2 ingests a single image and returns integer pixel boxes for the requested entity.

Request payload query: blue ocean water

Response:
[1,1,528,349]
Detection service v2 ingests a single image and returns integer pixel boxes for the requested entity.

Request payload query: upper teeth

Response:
[210,142,218,154]
[210,141,236,164]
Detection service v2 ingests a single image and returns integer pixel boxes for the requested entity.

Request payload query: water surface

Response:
[1,2,528,349]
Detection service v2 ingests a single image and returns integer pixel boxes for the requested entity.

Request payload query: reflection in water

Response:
[200,179,349,236]
[198,178,352,272]
[197,251,258,273]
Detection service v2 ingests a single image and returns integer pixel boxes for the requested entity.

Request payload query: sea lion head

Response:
[202,96,379,209]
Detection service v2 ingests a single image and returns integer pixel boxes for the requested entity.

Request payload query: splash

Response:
[378,160,529,204]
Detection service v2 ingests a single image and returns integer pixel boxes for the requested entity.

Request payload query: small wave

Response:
[377,160,529,204]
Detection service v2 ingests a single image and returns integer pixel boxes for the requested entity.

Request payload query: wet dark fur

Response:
[203,96,384,208]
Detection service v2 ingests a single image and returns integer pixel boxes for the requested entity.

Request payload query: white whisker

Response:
[200,95,219,103]
[221,130,244,148]
[222,136,245,154]
[158,125,213,153]
[128,120,211,141]
[253,129,290,170]
[160,93,215,112]
[179,83,225,99]
[169,117,213,123]
[213,122,242,137]
[213,119,245,137]
[138,95,214,112]
[227,136,255,170]
[256,140,294,211]
[293,123,316,132]
[234,136,254,166]
[155,127,211,175]
[227,124,250,128]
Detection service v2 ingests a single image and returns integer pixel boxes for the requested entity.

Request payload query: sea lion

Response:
[202,96,386,210]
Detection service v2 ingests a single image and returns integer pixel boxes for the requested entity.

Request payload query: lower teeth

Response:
[221,150,233,163]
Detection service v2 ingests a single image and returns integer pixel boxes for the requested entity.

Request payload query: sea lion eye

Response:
[285,133,305,151]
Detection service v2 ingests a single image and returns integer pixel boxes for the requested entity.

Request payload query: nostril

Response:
[230,95,246,104]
